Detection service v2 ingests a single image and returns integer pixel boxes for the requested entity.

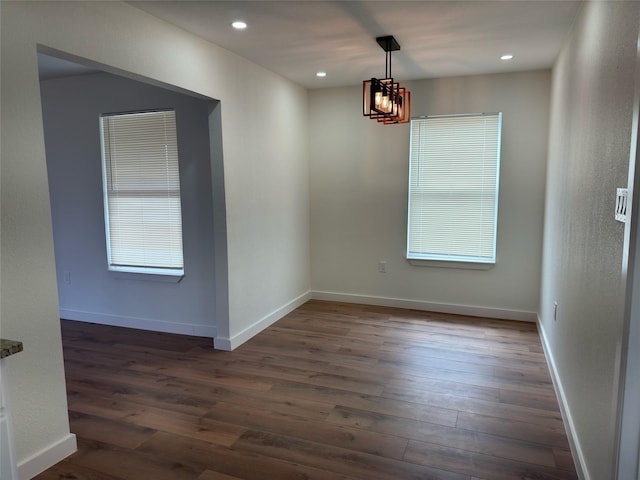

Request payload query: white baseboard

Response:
[537,315,588,480]
[214,291,312,351]
[18,433,77,480]
[59,309,216,338]
[311,291,538,322]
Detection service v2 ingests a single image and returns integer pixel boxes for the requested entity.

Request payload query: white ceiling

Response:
[38,1,583,88]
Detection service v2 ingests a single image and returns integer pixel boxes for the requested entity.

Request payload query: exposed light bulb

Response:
[381,94,390,113]
[232,21,247,30]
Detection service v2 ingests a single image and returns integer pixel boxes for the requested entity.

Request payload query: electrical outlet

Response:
[378,261,387,273]
[63,271,71,284]
[553,302,558,321]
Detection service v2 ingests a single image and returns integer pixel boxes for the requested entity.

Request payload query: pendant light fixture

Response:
[363,35,411,124]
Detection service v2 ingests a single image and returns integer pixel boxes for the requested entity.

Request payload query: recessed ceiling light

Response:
[232,21,247,30]
[500,54,514,61]
[316,71,327,78]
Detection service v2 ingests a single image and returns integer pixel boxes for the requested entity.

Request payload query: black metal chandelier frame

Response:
[363,35,411,125]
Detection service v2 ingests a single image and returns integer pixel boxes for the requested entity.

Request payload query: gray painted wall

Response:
[40,72,218,336]
[309,70,550,319]
[540,2,640,479]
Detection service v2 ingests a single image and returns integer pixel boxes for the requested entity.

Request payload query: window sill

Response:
[109,271,184,283]
[407,258,495,270]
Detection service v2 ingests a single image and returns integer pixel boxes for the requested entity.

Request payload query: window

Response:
[100,109,184,276]
[407,113,502,265]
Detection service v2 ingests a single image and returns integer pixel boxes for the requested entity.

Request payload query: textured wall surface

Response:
[309,70,550,317]
[540,2,640,478]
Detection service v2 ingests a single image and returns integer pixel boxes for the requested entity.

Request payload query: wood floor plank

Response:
[339,340,545,371]
[66,372,216,418]
[65,390,145,421]
[498,388,561,411]
[327,405,557,467]
[378,387,565,428]
[35,300,577,480]
[125,363,275,392]
[66,411,156,449]
[34,462,126,480]
[204,400,408,460]
[553,448,578,472]
[134,359,384,397]
[385,365,554,397]
[455,411,571,448]
[197,471,244,480]
[237,341,380,369]
[140,431,360,480]
[383,376,503,403]
[268,380,460,427]
[235,430,470,480]
[62,438,202,480]
[121,405,246,447]
[405,439,577,480]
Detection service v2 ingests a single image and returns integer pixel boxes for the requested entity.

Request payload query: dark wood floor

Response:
[35,300,577,480]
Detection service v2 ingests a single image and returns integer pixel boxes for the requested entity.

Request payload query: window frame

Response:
[99,108,185,278]
[406,112,502,268]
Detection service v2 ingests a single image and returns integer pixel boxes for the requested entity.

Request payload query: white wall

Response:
[41,72,218,337]
[309,70,550,320]
[540,2,640,479]
[0,0,310,475]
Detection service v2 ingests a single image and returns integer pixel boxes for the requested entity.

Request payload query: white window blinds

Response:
[100,110,184,275]
[407,113,502,264]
